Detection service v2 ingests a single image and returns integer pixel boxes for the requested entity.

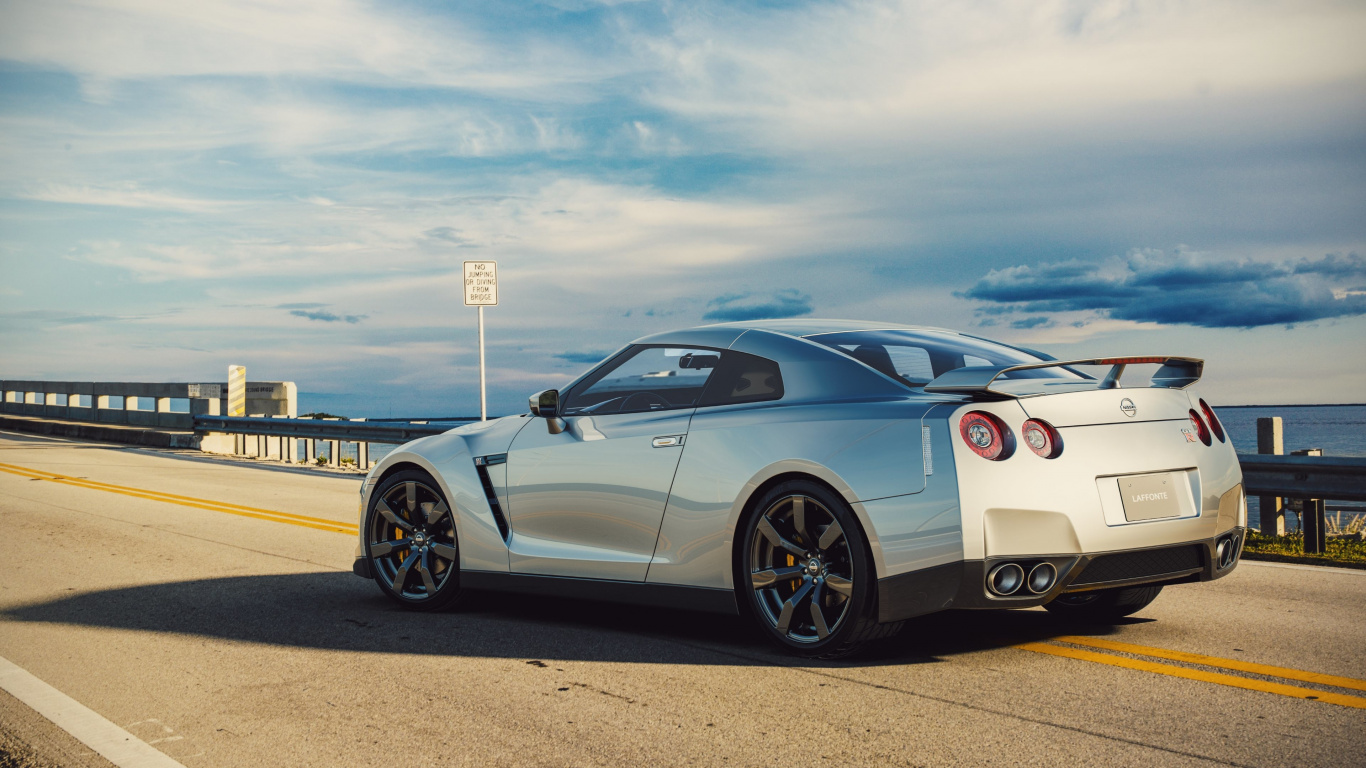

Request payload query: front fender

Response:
[357,417,531,573]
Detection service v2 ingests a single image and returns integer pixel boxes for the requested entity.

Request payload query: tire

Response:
[736,480,902,659]
[364,469,466,611]
[1043,584,1163,621]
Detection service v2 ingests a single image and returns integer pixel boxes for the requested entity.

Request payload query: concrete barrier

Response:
[0,379,295,431]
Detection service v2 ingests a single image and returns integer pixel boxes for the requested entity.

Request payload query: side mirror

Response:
[529,389,559,418]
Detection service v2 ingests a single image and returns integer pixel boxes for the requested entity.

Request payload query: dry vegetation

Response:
[1243,513,1366,568]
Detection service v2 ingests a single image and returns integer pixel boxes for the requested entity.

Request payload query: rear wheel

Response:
[737,480,900,658]
[1043,584,1163,621]
[365,470,465,611]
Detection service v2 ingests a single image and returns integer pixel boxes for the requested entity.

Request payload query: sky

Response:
[1,0,1363,417]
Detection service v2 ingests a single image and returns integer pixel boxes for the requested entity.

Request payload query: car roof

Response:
[664,318,961,339]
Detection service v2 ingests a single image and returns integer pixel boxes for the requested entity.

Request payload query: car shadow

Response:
[2,571,1147,667]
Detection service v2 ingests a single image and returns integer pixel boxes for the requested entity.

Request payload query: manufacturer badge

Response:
[1120,398,1137,418]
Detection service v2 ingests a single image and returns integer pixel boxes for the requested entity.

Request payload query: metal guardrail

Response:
[193,415,451,444]
[1237,454,1366,503]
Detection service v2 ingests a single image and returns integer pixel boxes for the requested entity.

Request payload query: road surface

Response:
[0,429,1362,767]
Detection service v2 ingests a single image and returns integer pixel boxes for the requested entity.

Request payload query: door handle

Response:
[651,435,685,448]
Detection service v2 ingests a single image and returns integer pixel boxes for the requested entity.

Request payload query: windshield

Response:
[806,329,1084,389]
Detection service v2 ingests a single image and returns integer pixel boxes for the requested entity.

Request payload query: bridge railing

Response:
[0,378,298,429]
[191,415,476,469]
[1238,452,1366,553]
[0,379,229,430]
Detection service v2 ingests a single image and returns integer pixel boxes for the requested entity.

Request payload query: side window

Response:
[562,346,719,415]
[963,354,993,368]
[698,351,784,407]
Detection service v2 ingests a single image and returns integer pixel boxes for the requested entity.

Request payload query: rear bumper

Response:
[877,527,1245,622]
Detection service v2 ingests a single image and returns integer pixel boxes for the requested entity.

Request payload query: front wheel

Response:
[1043,584,1163,621]
[364,470,465,611]
[737,480,901,659]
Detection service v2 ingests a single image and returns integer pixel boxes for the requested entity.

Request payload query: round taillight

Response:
[1188,409,1212,446]
[960,411,1013,460]
[1022,419,1063,459]
[1198,398,1225,443]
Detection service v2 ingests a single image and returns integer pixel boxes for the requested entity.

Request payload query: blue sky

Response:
[1,0,1363,416]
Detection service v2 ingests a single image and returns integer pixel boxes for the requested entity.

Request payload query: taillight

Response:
[1021,419,1063,458]
[1198,398,1225,443]
[1188,409,1212,446]
[960,411,1013,460]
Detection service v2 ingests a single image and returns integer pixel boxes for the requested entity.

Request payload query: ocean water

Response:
[1215,404,1366,458]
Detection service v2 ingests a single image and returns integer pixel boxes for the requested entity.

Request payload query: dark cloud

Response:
[289,309,366,324]
[962,251,1366,329]
[702,289,813,322]
[423,226,470,245]
[554,350,610,364]
[1010,316,1053,330]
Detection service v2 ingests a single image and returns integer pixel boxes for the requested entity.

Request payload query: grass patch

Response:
[1242,530,1366,569]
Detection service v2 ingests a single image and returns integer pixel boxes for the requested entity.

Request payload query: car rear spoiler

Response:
[923,356,1204,398]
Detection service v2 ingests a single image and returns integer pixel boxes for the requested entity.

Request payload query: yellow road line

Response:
[0,461,357,535]
[1018,642,1366,709]
[1056,636,1366,693]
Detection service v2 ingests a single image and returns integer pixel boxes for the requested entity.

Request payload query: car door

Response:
[503,345,720,581]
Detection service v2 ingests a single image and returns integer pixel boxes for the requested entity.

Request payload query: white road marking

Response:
[0,654,188,768]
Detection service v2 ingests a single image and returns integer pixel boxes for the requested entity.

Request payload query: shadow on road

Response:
[2,571,1143,667]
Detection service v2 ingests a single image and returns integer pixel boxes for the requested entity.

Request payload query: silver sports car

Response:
[352,320,1245,657]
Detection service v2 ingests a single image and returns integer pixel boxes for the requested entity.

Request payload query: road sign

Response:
[463,261,498,306]
[462,261,497,421]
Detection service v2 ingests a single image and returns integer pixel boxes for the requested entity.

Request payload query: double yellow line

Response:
[0,461,358,535]
[1020,636,1366,709]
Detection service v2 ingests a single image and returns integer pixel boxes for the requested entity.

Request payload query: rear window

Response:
[807,330,1082,389]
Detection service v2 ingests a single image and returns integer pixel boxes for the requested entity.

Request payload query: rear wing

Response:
[923,356,1203,398]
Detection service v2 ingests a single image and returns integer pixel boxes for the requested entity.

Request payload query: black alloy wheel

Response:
[365,470,464,611]
[738,480,900,658]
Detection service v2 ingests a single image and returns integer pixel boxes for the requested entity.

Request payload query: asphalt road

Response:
[0,429,1362,767]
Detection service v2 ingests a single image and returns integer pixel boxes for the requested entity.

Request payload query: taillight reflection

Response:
[1188,409,1212,446]
[1198,398,1225,443]
[960,411,1013,460]
[1022,419,1063,459]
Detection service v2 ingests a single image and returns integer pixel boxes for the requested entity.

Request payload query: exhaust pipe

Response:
[1217,535,1238,570]
[987,563,1025,596]
[1027,562,1057,594]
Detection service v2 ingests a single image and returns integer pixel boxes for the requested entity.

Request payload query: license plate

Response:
[1119,473,1181,522]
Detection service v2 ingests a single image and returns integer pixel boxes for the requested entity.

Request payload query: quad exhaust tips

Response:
[987,561,1058,596]
[987,563,1024,595]
[1216,534,1240,570]
[1026,562,1057,594]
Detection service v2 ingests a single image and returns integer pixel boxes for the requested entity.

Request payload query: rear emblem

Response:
[1120,398,1137,418]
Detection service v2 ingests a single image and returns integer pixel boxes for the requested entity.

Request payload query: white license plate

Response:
[1119,473,1181,522]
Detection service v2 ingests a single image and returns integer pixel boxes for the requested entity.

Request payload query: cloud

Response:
[963,250,1366,329]
[702,289,813,322]
[553,350,611,364]
[423,227,471,245]
[1010,316,1053,330]
[289,309,366,324]
[21,184,229,213]
[275,302,329,310]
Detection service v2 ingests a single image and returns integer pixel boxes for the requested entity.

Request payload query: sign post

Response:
[462,261,498,421]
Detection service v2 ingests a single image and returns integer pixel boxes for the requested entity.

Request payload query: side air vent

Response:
[473,453,510,540]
